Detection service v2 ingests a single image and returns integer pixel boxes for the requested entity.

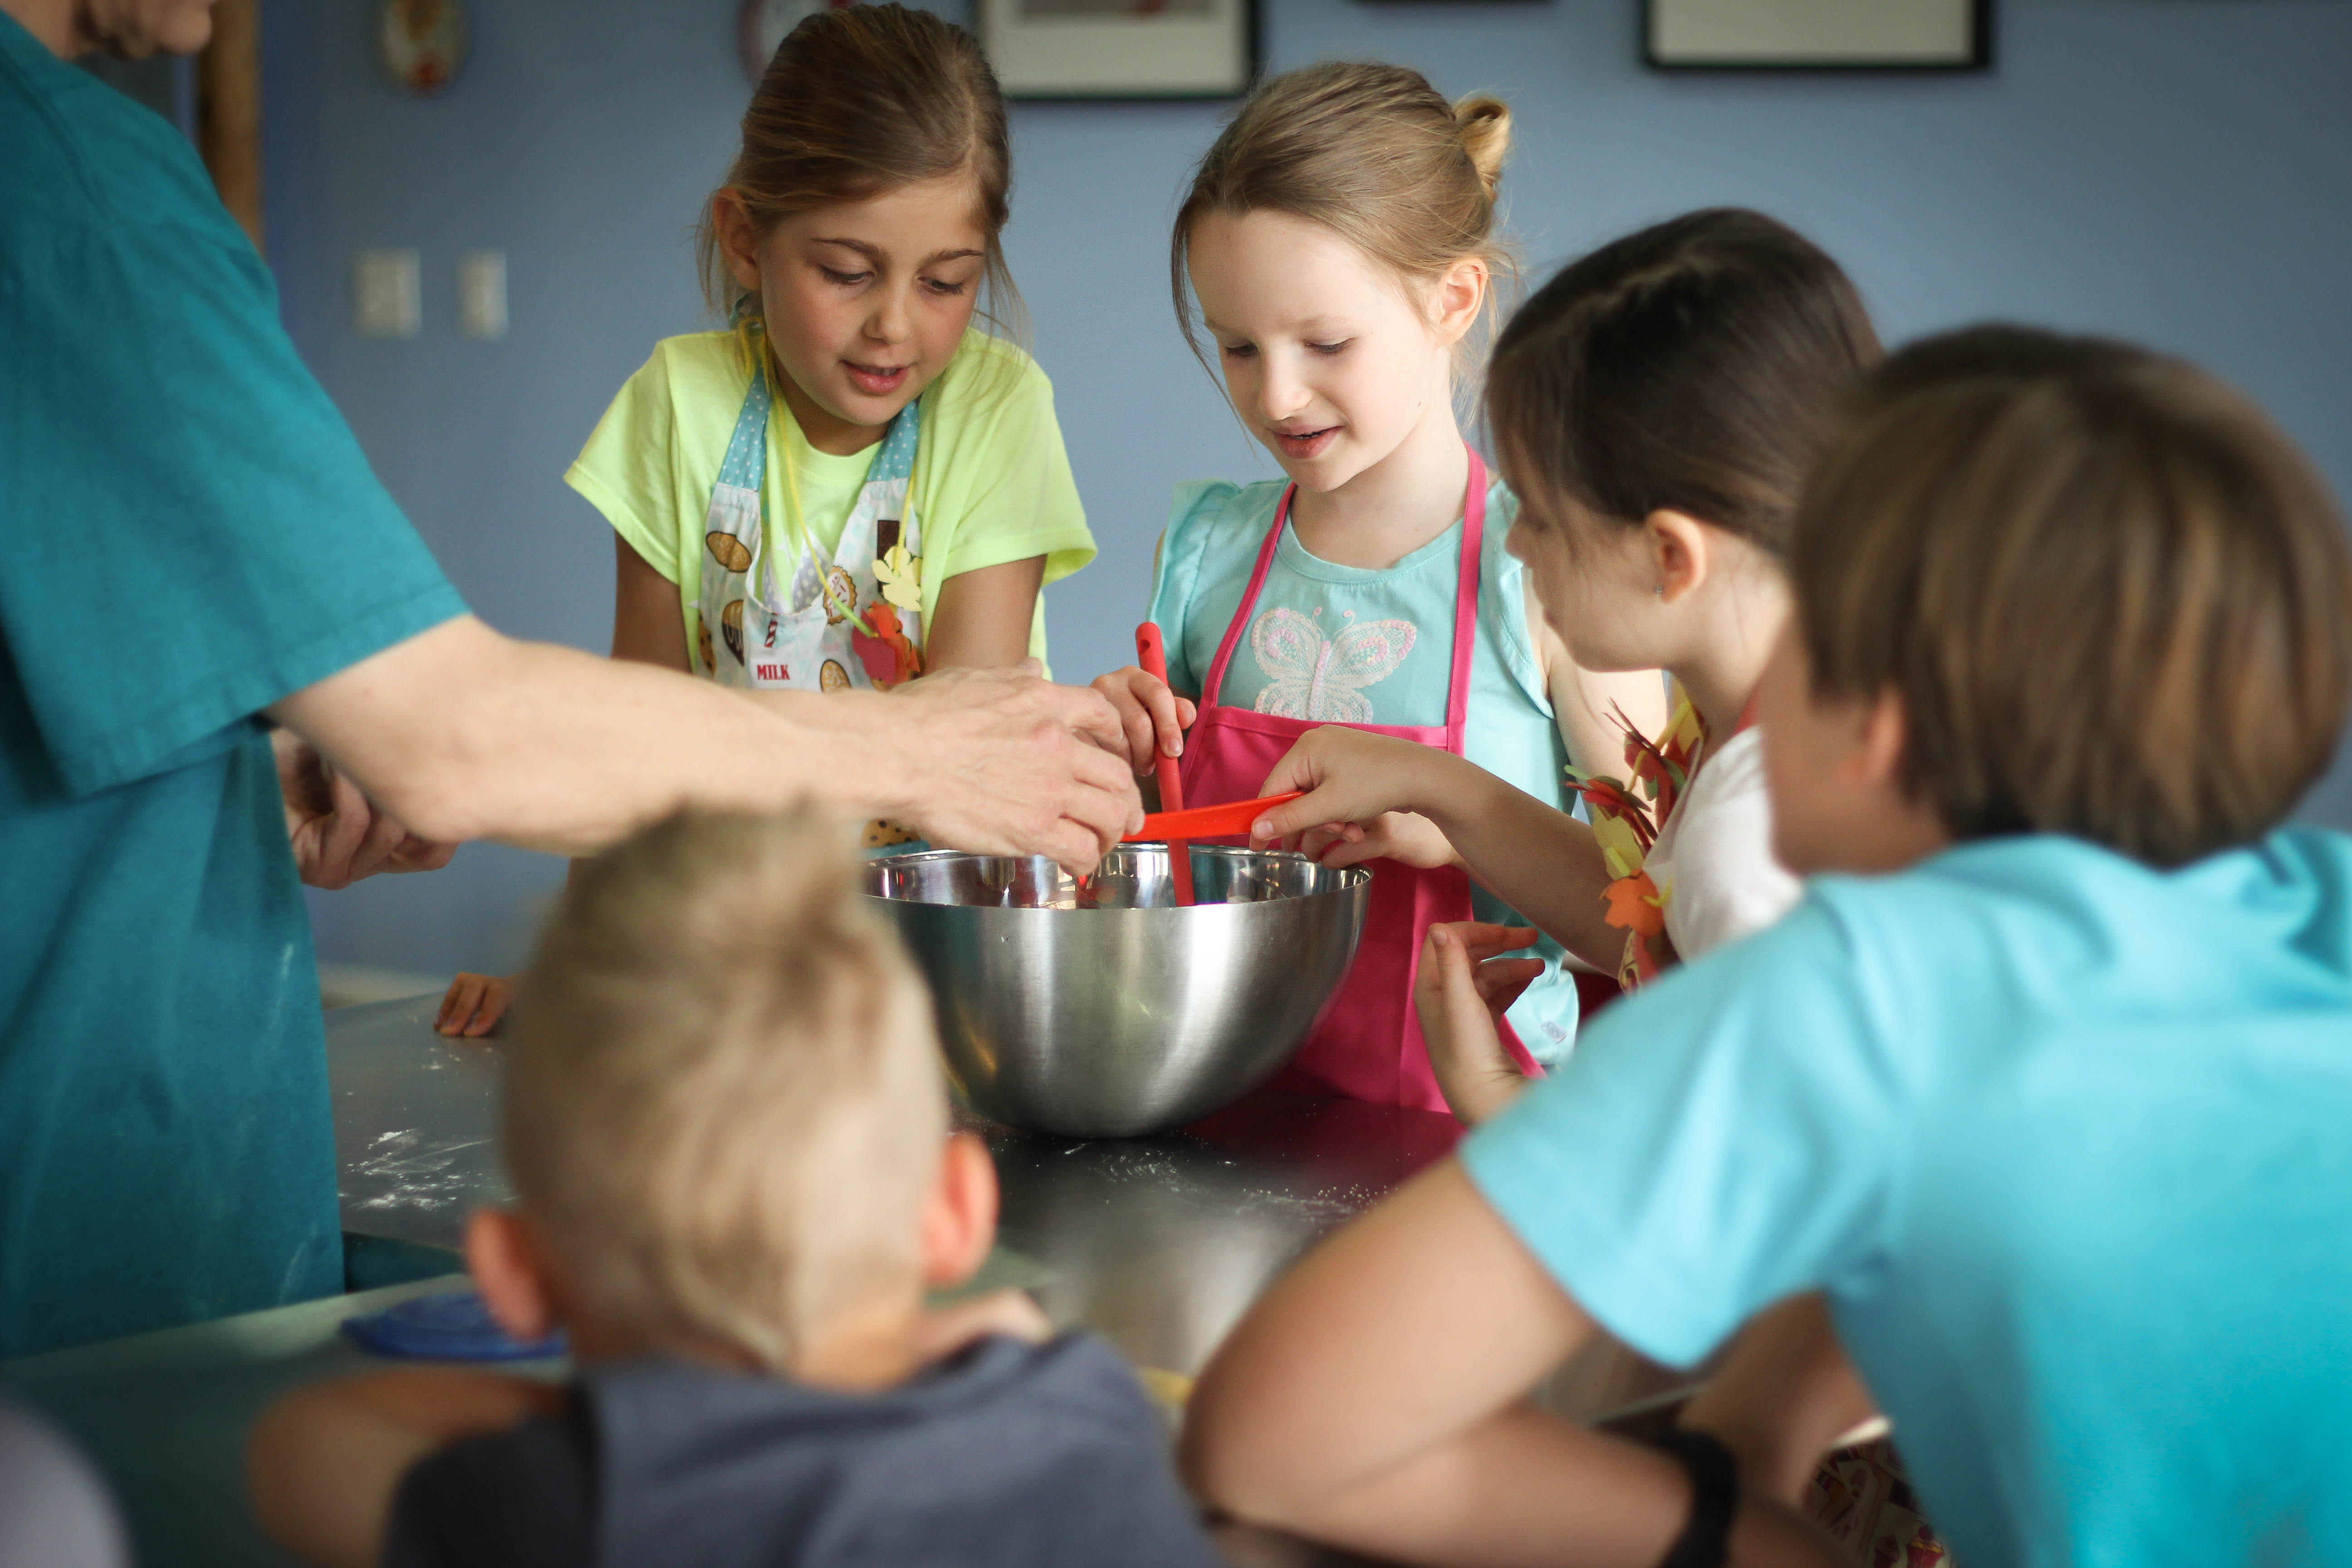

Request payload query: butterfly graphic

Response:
[1249,607,1417,722]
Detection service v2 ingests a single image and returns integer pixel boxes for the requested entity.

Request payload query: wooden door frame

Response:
[198,0,263,252]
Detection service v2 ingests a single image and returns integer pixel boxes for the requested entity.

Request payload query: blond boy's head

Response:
[493,807,948,1371]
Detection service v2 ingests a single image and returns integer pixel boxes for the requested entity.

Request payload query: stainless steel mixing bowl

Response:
[863,845,1370,1138]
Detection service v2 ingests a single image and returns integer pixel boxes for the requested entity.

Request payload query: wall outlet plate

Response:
[458,250,507,340]
[355,248,421,338]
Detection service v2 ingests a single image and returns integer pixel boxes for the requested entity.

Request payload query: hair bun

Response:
[1453,94,1511,198]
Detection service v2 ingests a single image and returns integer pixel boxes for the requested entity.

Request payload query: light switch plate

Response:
[458,250,507,340]
[354,248,421,338]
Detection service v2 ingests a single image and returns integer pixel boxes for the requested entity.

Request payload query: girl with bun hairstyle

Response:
[440,5,1095,1036]
[1094,64,1664,1109]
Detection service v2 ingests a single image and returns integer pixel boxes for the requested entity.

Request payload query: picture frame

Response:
[977,0,1256,101]
[1644,0,1991,72]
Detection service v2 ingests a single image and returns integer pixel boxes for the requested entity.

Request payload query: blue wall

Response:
[273,0,2352,979]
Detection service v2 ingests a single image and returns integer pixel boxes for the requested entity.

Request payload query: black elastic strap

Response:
[1652,1428,1738,1568]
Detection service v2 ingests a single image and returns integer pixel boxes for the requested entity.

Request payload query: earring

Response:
[1653,585,1664,599]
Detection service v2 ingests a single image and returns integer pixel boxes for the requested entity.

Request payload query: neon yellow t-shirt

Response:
[567,328,1096,665]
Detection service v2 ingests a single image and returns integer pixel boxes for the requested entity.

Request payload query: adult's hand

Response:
[272,728,456,890]
[859,663,1143,874]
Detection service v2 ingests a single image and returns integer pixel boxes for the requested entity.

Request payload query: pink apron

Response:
[1178,452,1542,1111]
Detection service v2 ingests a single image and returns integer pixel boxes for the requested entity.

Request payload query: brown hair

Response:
[1795,325,2352,865]
[1488,208,1881,552]
[699,4,1021,339]
[1171,61,1515,366]
[502,806,944,1371]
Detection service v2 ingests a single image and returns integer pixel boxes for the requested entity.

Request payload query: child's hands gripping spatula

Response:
[1134,623,1196,906]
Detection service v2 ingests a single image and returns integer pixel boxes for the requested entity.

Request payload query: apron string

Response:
[1197,483,1292,711]
[1443,450,1487,754]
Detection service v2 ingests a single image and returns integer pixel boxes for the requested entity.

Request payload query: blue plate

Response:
[342,1289,566,1361]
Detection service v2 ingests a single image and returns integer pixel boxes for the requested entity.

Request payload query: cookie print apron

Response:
[696,362,924,697]
[697,358,926,848]
[1179,451,1542,1112]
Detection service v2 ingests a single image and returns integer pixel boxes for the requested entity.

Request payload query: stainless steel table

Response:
[328,995,1685,1411]
[3,997,1686,1568]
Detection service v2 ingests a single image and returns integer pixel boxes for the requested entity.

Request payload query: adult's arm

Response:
[272,616,1139,871]
[434,543,1083,1036]
[1181,1160,1838,1567]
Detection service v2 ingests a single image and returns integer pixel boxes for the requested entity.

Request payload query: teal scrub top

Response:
[1149,476,1583,1063]
[1462,829,2352,1568]
[0,16,467,1355]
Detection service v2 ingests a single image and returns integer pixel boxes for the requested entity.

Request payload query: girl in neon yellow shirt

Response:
[440,4,1094,1035]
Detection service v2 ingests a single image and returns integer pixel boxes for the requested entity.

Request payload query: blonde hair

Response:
[697,3,1025,345]
[501,806,945,1371]
[1171,61,1515,368]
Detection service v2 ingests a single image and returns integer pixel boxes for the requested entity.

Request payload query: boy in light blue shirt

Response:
[1180,327,2352,1568]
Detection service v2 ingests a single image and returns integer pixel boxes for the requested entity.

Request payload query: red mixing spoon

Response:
[1134,623,1196,906]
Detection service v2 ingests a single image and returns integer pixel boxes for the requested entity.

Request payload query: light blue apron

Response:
[695,352,928,849]
[694,357,924,695]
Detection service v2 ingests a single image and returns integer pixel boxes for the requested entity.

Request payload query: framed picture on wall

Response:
[1646,0,1990,71]
[977,0,1255,100]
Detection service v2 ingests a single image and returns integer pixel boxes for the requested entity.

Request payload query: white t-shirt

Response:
[1642,726,1802,962]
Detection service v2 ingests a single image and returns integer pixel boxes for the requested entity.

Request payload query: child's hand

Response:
[911,1288,1054,1365]
[1415,921,1544,1125]
[1089,666,1198,778]
[1248,727,1457,849]
[1298,811,1461,872]
[436,973,513,1038]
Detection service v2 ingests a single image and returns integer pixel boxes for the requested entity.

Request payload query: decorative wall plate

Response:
[376,0,468,96]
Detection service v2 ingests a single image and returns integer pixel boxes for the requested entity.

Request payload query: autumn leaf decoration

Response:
[875,544,922,613]
[852,602,923,688]
[844,544,926,690]
[1565,697,1708,990]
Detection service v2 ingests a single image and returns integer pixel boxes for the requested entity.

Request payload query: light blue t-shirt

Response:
[1148,477,1581,1062]
[1462,829,2352,1567]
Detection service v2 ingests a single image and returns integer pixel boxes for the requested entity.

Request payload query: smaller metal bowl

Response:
[864,845,1369,1138]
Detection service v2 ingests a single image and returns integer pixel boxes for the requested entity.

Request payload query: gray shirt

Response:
[386,1333,1220,1568]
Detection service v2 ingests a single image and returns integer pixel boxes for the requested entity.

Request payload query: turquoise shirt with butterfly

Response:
[1148,476,1583,1064]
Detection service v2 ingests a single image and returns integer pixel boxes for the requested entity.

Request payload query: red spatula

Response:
[1134,623,1195,906]
[1124,792,1307,843]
